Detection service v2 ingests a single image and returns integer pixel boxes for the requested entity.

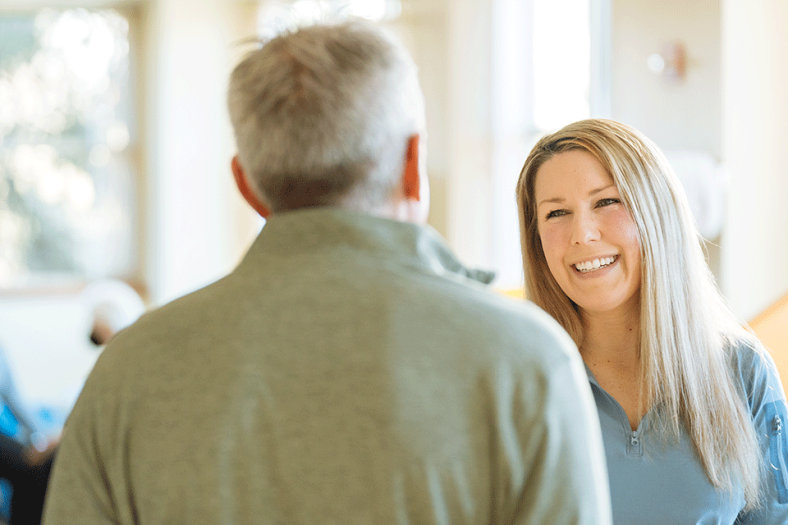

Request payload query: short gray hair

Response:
[227,19,425,212]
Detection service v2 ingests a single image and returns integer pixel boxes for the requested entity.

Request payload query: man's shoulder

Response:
[411,276,578,366]
[104,262,577,375]
[96,277,234,361]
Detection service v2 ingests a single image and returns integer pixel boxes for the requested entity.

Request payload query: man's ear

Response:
[402,134,422,201]
[232,156,271,219]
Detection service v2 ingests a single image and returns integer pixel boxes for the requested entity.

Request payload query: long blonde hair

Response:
[516,118,762,507]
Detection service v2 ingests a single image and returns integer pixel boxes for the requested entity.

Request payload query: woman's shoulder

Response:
[727,338,788,519]
[728,335,772,372]
[726,335,785,412]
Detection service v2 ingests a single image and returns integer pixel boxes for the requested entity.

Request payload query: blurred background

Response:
[0,0,786,421]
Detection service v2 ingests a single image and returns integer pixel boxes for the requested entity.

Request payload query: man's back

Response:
[43,209,608,524]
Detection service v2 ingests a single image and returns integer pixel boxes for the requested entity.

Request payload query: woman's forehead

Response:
[534,150,616,203]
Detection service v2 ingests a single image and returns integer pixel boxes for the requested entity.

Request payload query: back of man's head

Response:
[227,19,425,214]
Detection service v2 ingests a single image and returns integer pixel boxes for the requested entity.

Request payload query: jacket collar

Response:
[240,207,495,285]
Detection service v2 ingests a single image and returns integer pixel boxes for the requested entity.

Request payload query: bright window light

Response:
[0,9,135,284]
[488,0,594,290]
[258,0,401,37]
[532,0,591,131]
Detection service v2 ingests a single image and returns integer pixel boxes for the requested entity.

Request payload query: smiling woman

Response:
[516,118,788,525]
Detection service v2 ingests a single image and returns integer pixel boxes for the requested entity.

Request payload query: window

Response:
[0,8,135,285]
[257,0,401,36]
[531,0,592,131]
[488,0,602,289]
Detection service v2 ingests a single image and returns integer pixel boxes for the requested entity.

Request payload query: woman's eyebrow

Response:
[589,183,615,196]
[537,184,616,208]
[537,196,564,208]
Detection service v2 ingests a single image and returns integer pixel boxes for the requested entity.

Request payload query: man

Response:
[43,19,611,524]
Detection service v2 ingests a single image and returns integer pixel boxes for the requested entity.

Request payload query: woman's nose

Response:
[570,212,601,245]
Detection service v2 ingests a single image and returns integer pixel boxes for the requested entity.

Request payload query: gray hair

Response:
[227,19,425,212]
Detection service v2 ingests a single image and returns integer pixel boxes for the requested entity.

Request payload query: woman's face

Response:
[534,149,642,318]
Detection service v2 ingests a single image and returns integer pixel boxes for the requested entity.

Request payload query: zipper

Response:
[599,389,643,456]
[772,414,788,503]
[589,381,644,457]
[628,429,642,457]
[585,367,645,457]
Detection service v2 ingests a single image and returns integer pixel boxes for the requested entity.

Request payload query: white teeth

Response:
[574,256,616,273]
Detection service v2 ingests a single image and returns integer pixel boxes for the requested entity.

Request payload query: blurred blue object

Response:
[0,478,11,523]
[0,405,18,438]
[0,405,17,522]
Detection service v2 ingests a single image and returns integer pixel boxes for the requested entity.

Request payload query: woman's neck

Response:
[580,304,645,430]
[580,305,641,366]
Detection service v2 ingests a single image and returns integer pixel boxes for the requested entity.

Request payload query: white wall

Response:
[611,0,722,157]
[141,0,261,305]
[446,0,495,271]
[0,292,100,418]
[720,0,788,321]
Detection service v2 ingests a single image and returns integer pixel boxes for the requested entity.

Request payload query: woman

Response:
[516,118,788,524]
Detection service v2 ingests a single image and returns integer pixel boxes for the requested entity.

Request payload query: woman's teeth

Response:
[574,256,616,273]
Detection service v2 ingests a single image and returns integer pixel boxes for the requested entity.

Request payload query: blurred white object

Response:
[664,150,726,240]
[647,41,688,83]
[79,279,146,344]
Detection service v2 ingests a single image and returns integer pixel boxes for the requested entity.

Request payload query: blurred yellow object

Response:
[498,288,526,299]
[750,294,788,395]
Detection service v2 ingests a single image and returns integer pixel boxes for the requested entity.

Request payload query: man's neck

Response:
[365,197,427,225]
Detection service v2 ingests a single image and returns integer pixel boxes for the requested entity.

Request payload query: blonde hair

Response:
[227,19,425,212]
[516,118,762,507]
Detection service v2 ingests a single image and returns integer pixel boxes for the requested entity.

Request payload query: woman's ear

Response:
[232,156,271,219]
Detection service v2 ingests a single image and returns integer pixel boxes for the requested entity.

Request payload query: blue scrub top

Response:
[587,342,788,525]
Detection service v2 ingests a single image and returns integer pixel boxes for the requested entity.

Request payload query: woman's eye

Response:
[597,198,620,207]
[545,209,567,220]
